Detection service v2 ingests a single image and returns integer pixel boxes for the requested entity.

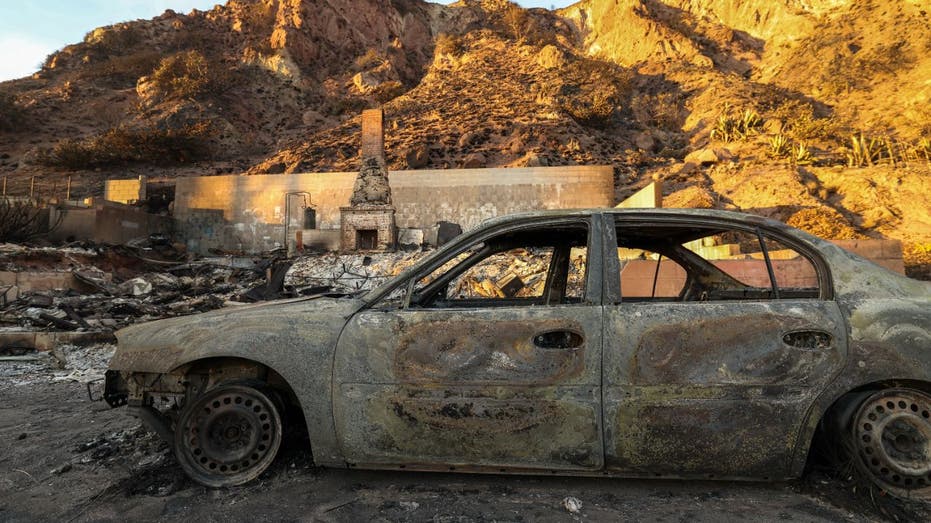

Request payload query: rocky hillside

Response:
[0,0,929,273]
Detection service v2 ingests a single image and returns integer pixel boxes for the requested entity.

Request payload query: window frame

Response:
[410,223,593,309]
[365,216,600,311]
[606,214,833,304]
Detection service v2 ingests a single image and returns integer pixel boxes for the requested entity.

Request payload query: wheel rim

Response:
[175,385,282,487]
[854,389,931,492]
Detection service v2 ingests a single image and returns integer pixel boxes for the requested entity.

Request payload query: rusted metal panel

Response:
[333,306,604,469]
[603,300,847,477]
[111,296,364,467]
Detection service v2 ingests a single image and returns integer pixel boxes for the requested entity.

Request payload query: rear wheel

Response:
[851,388,931,499]
[174,383,283,487]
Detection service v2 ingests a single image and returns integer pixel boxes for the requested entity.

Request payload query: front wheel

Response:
[174,383,283,487]
[850,388,931,500]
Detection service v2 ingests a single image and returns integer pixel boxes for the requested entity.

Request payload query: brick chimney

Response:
[341,108,396,251]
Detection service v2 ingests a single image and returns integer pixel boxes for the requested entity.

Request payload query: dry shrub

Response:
[435,33,464,56]
[632,92,685,131]
[564,92,617,129]
[495,3,556,46]
[0,198,48,243]
[354,49,386,71]
[84,25,143,55]
[0,92,24,132]
[770,100,838,142]
[559,58,632,130]
[37,122,215,169]
[148,51,223,101]
[373,81,406,104]
[77,50,162,87]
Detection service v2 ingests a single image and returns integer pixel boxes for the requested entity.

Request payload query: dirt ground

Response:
[1,355,929,523]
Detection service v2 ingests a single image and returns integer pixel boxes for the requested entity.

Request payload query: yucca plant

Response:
[711,113,738,143]
[739,109,763,137]
[769,134,790,157]
[792,142,813,165]
[847,133,886,167]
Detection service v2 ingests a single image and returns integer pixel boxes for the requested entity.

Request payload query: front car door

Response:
[602,213,847,479]
[332,216,606,471]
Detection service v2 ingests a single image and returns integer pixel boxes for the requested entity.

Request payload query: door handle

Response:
[782,330,833,349]
[533,330,584,350]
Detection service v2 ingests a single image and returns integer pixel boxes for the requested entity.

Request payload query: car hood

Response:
[109,296,363,373]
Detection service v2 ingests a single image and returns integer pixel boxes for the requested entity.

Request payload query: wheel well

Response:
[173,357,304,420]
[806,379,931,467]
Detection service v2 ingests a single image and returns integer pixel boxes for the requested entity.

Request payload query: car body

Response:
[105,209,931,495]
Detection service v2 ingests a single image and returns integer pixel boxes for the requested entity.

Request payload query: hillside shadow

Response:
[641,0,765,77]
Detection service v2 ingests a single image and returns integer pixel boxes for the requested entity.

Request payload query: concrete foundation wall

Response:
[174,166,614,254]
[48,201,172,245]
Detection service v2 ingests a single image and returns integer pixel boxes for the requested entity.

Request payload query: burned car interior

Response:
[410,224,589,308]
[615,223,822,303]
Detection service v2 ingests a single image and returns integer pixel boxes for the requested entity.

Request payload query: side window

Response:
[682,229,774,291]
[617,247,687,299]
[447,247,553,299]
[412,224,589,308]
[616,224,821,302]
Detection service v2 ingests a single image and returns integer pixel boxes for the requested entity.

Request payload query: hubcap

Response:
[855,390,931,491]
[178,387,279,480]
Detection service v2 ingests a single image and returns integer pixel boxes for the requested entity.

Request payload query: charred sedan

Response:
[105,209,931,497]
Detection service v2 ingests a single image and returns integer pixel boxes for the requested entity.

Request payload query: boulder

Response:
[537,45,566,69]
[684,148,732,165]
[633,132,655,152]
[404,145,429,169]
[352,71,380,94]
[460,152,485,169]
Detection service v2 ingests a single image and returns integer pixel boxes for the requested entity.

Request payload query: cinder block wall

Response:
[173,166,614,253]
[103,178,145,203]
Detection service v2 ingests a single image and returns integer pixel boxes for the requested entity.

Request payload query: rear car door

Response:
[602,214,847,479]
[332,217,606,471]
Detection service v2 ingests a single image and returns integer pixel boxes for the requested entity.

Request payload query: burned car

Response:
[105,209,931,498]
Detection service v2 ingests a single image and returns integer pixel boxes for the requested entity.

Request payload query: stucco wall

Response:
[172,166,614,253]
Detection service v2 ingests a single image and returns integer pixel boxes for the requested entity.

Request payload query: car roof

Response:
[479,207,786,230]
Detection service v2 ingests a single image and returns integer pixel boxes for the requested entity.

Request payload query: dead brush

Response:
[0,91,24,132]
[0,197,54,243]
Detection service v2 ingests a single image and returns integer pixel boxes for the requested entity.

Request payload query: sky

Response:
[0,1,576,82]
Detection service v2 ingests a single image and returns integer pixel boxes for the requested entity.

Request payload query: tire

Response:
[849,388,931,500]
[173,383,283,487]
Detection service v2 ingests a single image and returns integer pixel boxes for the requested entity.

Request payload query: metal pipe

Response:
[284,191,311,256]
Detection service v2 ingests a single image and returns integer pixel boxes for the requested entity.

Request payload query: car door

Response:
[332,217,605,471]
[602,214,847,479]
